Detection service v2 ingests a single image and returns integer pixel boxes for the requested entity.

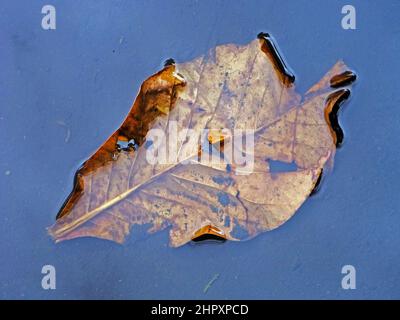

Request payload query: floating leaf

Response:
[48,34,356,247]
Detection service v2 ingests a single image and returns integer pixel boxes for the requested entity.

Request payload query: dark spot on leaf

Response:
[117,138,138,152]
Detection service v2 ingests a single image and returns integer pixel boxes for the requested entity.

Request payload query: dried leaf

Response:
[48,34,356,247]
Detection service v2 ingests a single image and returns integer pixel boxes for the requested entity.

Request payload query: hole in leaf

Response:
[268,160,298,173]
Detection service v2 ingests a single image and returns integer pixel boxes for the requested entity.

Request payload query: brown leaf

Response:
[48,34,356,247]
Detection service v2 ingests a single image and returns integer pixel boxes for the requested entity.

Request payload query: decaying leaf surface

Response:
[48,34,356,247]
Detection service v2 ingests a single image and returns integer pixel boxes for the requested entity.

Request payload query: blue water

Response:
[1,0,399,299]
